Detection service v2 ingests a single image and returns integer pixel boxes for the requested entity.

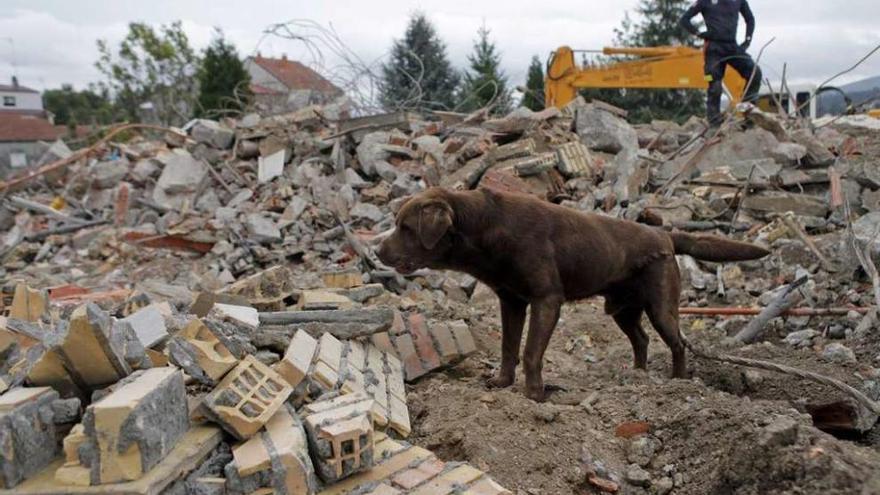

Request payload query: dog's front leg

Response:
[487,293,527,388]
[523,295,563,402]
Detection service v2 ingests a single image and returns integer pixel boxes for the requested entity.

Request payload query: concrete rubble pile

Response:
[1,95,879,493]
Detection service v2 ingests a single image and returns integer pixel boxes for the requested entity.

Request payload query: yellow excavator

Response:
[544,45,880,120]
[544,45,746,109]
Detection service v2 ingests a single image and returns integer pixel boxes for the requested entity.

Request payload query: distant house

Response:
[244,54,344,114]
[0,77,66,177]
[0,77,43,114]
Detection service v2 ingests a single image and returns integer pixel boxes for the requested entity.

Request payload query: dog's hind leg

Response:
[644,258,688,378]
[611,306,649,371]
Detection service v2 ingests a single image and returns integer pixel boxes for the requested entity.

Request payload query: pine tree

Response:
[581,0,703,123]
[523,55,545,111]
[458,24,512,114]
[379,13,459,112]
[196,29,251,118]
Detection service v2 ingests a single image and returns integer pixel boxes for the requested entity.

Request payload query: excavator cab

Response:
[544,45,747,110]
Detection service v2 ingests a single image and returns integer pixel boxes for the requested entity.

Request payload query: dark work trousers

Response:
[703,40,762,125]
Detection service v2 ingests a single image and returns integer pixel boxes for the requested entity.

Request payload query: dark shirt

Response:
[680,0,755,43]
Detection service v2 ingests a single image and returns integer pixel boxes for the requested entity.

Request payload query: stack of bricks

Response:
[315,433,511,495]
[370,313,478,382]
[202,355,292,440]
[224,404,318,495]
[54,367,189,486]
[302,392,376,484]
[275,329,410,436]
[0,387,59,489]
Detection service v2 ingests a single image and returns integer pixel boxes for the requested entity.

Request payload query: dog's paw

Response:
[486,373,515,389]
[525,386,548,403]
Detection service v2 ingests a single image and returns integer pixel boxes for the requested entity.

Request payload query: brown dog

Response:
[378,187,769,401]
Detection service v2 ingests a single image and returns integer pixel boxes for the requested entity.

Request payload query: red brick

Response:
[407,314,441,371]
[371,332,396,355]
[588,475,620,493]
[428,322,458,364]
[393,333,425,381]
[614,421,650,439]
[389,310,406,336]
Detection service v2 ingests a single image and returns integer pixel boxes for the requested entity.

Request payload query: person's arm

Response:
[679,1,705,38]
[740,1,755,49]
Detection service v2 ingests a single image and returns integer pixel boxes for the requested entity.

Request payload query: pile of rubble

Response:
[0,94,879,494]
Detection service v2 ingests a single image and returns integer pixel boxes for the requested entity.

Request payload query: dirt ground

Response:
[406,295,880,495]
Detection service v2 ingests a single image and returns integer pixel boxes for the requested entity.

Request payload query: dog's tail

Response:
[669,232,769,262]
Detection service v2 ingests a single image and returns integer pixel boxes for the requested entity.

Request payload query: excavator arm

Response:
[544,45,746,109]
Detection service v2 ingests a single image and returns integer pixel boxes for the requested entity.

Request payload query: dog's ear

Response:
[417,201,453,249]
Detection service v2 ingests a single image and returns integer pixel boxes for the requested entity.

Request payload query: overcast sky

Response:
[1,0,879,94]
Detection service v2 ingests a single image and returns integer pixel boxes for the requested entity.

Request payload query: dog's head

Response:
[377,189,454,274]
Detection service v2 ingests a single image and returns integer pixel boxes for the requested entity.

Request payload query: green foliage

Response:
[458,24,512,114]
[196,29,251,118]
[523,55,545,111]
[379,13,460,112]
[42,84,117,126]
[581,0,704,123]
[96,21,200,126]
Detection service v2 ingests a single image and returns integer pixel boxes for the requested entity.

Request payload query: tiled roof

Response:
[251,56,341,94]
[249,83,285,95]
[0,83,39,94]
[0,112,60,142]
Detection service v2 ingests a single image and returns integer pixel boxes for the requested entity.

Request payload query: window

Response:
[2,96,15,107]
[10,152,27,168]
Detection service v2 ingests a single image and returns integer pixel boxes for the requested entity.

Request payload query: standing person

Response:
[680,0,762,126]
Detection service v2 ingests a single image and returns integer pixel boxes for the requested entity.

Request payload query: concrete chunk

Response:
[257,149,286,183]
[0,387,59,489]
[298,290,354,311]
[152,150,208,210]
[191,119,235,149]
[54,367,189,485]
[302,392,375,483]
[202,355,292,441]
[58,303,133,389]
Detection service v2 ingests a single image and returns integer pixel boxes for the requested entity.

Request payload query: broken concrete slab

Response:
[350,202,385,224]
[89,159,130,189]
[0,387,59,489]
[742,192,829,218]
[167,319,238,386]
[190,119,235,150]
[221,266,298,312]
[210,304,259,331]
[201,355,292,441]
[224,405,317,495]
[259,307,395,338]
[119,302,170,349]
[791,128,835,166]
[152,150,208,210]
[302,392,375,483]
[576,104,638,154]
[54,367,189,486]
[5,426,221,495]
[245,213,282,244]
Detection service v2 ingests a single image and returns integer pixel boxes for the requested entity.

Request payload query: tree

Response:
[581,0,704,123]
[523,55,545,111]
[43,84,117,126]
[95,21,200,126]
[458,24,512,114]
[196,29,251,118]
[379,13,459,112]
